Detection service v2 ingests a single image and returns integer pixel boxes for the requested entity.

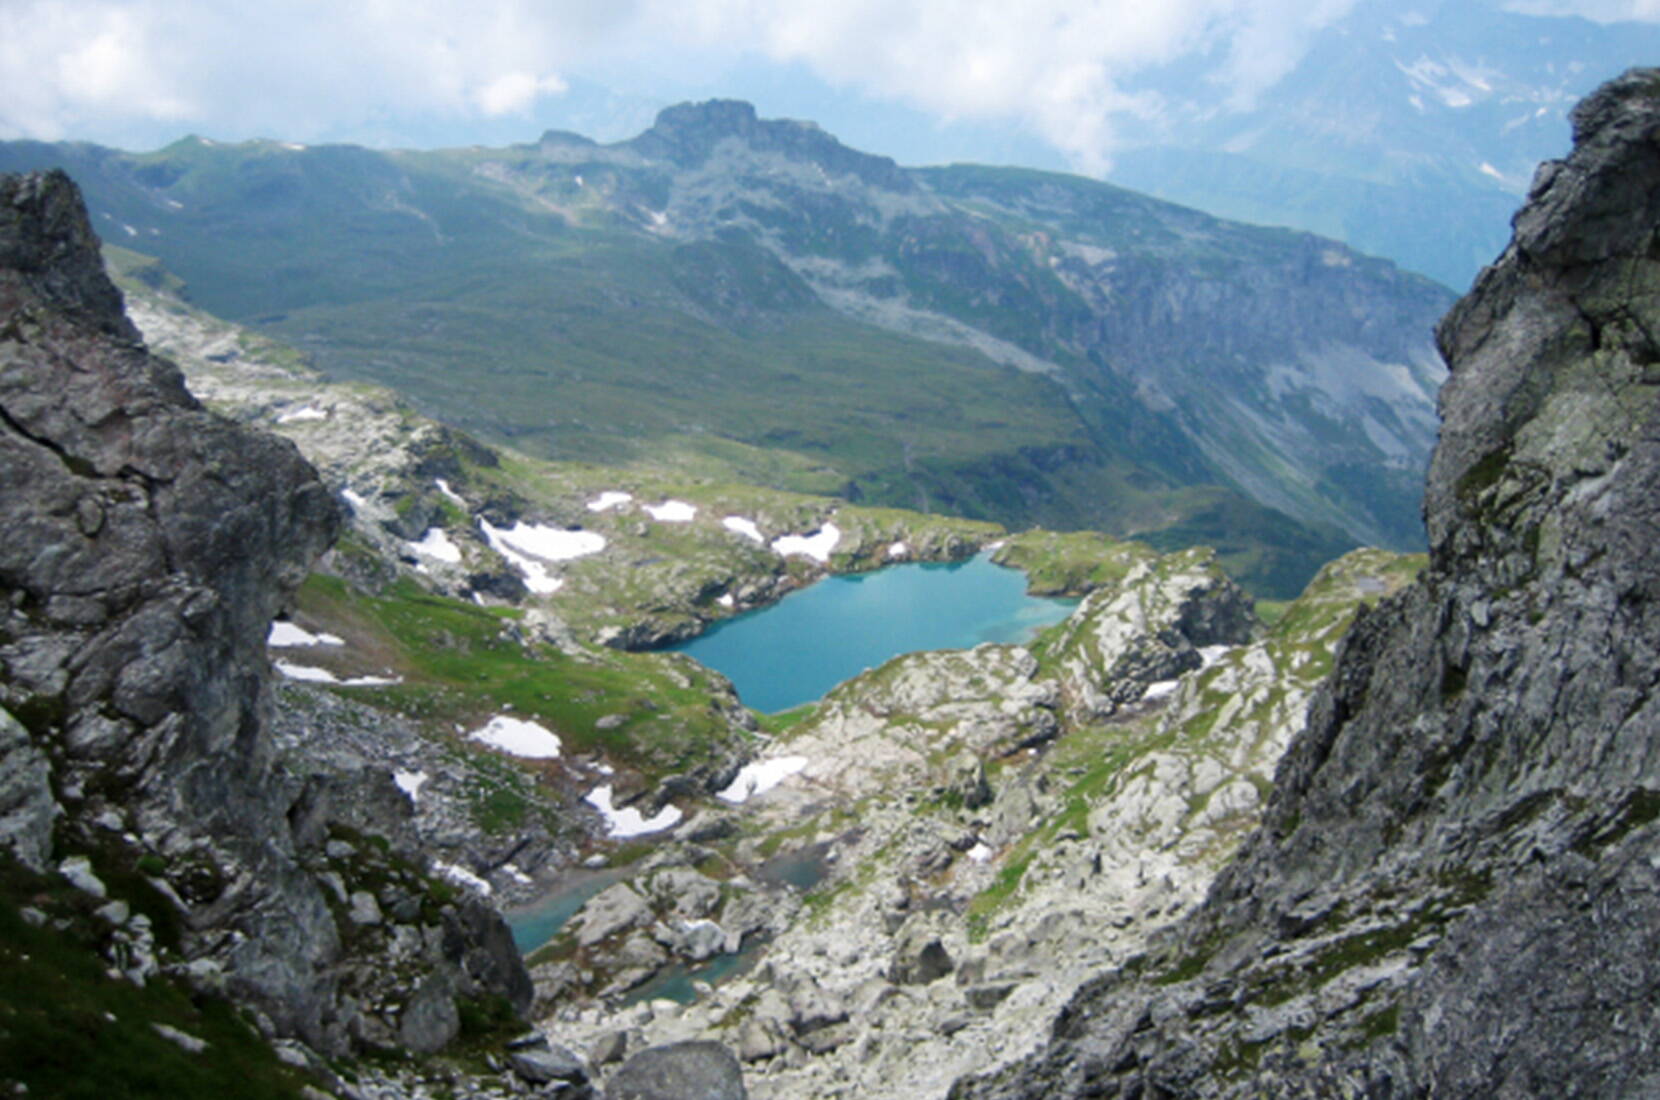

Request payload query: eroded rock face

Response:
[0,170,529,1053]
[951,68,1660,1100]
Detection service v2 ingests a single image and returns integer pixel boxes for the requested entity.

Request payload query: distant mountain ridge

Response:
[0,105,1452,595]
[1104,0,1660,288]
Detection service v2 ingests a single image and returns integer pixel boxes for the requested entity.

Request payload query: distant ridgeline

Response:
[0,104,1453,596]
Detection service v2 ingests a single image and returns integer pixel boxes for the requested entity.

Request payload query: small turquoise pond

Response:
[670,553,1076,713]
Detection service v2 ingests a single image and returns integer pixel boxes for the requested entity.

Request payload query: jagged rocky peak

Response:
[951,66,1660,1100]
[1,171,137,339]
[627,97,914,189]
[0,169,529,1056]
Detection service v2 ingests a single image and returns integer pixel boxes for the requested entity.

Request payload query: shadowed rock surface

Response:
[0,169,530,1055]
[951,66,1660,1100]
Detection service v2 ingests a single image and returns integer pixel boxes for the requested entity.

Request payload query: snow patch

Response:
[407,528,462,564]
[478,518,606,595]
[966,842,994,864]
[887,541,909,558]
[394,770,428,803]
[723,516,764,543]
[268,622,344,648]
[1198,645,1233,668]
[434,478,466,506]
[716,756,809,804]
[469,715,562,759]
[718,593,736,609]
[771,523,841,563]
[341,488,367,511]
[434,861,492,896]
[584,785,682,838]
[274,660,399,687]
[586,491,633,512]
[645,500,697,522]
[484,519,606,562]
[1141,679,1181,701]
[277,404,327,423]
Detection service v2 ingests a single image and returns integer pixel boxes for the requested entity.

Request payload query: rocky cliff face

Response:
[0,170,529,1058]
[951,67,1660,1100]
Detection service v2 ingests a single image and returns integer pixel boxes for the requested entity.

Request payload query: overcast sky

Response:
[3,0,1657,168]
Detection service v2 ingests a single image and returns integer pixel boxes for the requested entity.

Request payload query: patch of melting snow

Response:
[586,491,633,512]
[584,785,682,838]
[434,478,466,506]
[716,756,809,803]
[888,541,909,558]
[771,523,841,563]
[645,500,697,522]
[1141,679,1180,701]
[394,770,428,803]
[718,593,736,609]
[341,488,367,511]
[277,405,327,423]
[408,528,462,564]
[967,841,994,863]
[478,518,602,595]
[503,862,533,885]
[274,660,400,687]
[434,861,492,896]
[723,516,764,543]
[469,715,562,759]
[1199,644,1233,667]
[268,622,344,648]
[483,518,606,562]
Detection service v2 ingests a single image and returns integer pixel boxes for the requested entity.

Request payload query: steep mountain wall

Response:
[952,66,1660,1100]
[0,170,529,1056]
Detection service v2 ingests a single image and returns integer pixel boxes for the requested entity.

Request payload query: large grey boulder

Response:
[605,1040,747,1100]
[576,882,654,946]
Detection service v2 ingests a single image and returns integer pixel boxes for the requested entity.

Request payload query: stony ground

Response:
[108,248,1421,1097]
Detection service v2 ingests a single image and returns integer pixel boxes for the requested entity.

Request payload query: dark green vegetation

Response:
[0,108,1452,597]
[0,854,310,1099]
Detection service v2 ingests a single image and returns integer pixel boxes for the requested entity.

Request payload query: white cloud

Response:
[1503,0,1660,19]
[4,1,1651,163]
[474,71,569,115]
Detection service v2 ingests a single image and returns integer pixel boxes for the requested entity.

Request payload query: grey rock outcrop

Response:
[605,1039,748,1100]
[0,170,529,1054]
[951,68,1660,1100]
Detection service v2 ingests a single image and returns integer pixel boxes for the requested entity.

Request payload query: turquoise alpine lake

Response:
[669,552,1077,714]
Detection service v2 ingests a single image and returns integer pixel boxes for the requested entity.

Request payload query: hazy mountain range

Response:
[1102,0,1660,289]
[0,102,1453,595]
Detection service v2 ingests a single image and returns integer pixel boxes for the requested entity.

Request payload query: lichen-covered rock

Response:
[951,67,1660,1100]
[0,169,529,1055]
